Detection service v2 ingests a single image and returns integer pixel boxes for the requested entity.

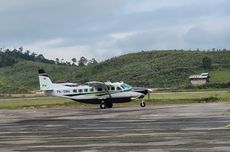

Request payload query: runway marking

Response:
[0,132,181,140]
[28,140,189,148]
[208,123,230,130]
[226,124,230,128]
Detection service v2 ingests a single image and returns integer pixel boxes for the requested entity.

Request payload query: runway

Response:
[0,102,229,152]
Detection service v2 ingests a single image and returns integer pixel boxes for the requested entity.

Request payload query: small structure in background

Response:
[189,73,209,86]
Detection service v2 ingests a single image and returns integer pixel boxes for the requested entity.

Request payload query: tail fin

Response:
[38,69,53,91]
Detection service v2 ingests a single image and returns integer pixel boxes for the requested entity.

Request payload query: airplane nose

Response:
[132,87,149,95]
[130,92,144,99]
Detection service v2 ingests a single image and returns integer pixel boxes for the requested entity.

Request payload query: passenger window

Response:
[73,89,77,93]
[90,88,94,92]
[111,87,115,91]
[78,89,82,93]
[97,88,102,91]
[84,89,88,92]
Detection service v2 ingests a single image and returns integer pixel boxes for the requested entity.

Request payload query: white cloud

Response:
[110,32,138,40]
[24,38,92,60]
[31,38,67,48]
[125,0,195,14]
[1,0,230,61]
[183,16,230,49]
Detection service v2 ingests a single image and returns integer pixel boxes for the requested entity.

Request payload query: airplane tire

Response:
[100,103,107,109]
[107,103,113,108]
[140,102,146,107]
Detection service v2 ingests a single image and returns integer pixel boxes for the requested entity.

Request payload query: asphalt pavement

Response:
[0,102,229,152]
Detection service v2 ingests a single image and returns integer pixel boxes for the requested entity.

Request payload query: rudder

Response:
[38,69,53,91]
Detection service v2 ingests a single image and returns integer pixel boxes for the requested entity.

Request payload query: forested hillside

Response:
[0,48,55,67]
[90,50,230,87]
[0,49,230,93]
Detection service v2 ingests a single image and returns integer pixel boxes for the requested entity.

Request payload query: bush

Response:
[198,96,219,103]
[197,82,230,89]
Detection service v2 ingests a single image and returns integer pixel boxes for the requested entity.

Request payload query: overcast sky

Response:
[0,0,230,61]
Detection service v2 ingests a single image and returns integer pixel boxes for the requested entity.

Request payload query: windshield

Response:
[121,83,132,90]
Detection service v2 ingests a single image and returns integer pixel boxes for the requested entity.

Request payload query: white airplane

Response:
[38,69,151,109]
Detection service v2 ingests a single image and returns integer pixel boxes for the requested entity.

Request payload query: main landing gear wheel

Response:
[100,102,107,109]
[140,102,146,107]
[107,103,113,108]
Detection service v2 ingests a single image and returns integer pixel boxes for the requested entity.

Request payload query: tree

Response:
[19,47,23,53]
[25,50,30,55]
[55,58,60,64]
[78,56,88,66]
[88,58,97,64]
[31,52,37,60]
[71,58,77,65]
[36,54,45,61]
[202,57,212,69]
[66,61,71,66]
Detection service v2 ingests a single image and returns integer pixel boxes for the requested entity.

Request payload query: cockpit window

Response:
[117,87,122,90]
[121,83,131,90]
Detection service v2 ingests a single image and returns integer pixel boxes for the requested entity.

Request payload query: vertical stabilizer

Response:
[38,69,53,90]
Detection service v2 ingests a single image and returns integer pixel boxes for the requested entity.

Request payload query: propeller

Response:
[132,87,152,100]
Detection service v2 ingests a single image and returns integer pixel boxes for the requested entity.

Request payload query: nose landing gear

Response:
[140,98,146,107]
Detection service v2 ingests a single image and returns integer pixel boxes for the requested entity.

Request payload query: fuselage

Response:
[44,82,143,104]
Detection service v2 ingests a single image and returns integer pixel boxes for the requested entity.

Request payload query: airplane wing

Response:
[86,81,112,98]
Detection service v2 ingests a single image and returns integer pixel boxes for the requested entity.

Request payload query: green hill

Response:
[0,50,230,93]
[90,50,230,87]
